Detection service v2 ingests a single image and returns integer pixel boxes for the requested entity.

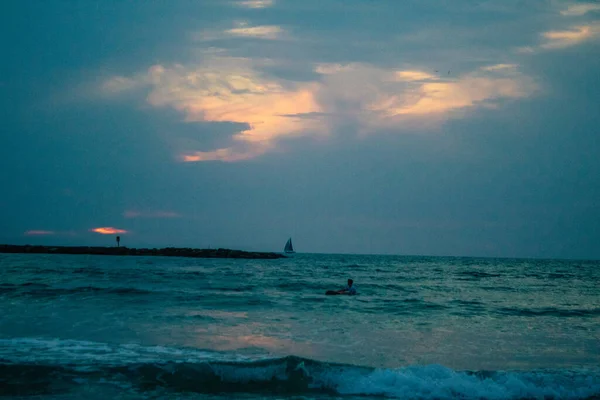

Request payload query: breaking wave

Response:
[1,338,599,399]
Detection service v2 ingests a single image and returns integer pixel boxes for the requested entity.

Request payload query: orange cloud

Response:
[112,58,324,162]
[541,24,599,49]
[105,58,535,161]
[90,227,128,234]
[383,77,530,117]
[318,63,536,129]
[24,230,55,236]
[395,70,438,81]
[181,146,267,162]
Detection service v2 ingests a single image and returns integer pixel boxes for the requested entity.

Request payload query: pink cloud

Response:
[541,24,600,49]
[24,230,55,236]
[104,59,323,162]
[104,57,536,162]
[90,227,128,235]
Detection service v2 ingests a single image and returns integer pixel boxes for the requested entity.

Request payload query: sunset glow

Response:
[4,0,600,258]
[24,230,55,236]
[90,227,128,235]
[541,24,599,49]
[104,58,539,161]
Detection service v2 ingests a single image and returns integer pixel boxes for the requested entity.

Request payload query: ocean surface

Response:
[0,253,599,399]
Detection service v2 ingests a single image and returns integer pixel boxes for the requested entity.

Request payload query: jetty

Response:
[0,244,285,259]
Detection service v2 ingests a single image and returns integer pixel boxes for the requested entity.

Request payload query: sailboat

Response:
[284,237,295,254]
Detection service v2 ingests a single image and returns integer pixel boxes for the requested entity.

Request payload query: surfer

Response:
[336,279,356,295]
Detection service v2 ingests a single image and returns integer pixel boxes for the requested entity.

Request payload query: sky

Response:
[1,0,599,259]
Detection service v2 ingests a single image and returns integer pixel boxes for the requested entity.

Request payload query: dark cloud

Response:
[1,0,599,258]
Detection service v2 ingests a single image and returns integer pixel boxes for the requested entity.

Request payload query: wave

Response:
[1,338,599,399]
[0,283,152,298]
[456,271,502,279]
[547,273,575,279]
[400,298,449,310]
[497,306,600,318]
[211,285,256,292]
[480,285,519,292]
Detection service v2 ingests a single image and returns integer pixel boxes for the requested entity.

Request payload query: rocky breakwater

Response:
[0,245,286,259]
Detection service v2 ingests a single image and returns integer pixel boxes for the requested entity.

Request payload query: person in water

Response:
[337,279,356,295]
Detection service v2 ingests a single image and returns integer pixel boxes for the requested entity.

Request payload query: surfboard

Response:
[326,290,342,295]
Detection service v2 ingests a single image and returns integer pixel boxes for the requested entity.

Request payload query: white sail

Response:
[284,238,295,253]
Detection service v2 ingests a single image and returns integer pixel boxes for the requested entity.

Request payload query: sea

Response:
[0,253,599,399]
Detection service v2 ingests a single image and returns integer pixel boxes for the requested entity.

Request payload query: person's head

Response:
[347,279,353,287]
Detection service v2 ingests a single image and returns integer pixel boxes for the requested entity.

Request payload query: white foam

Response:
[1,338,599,399]
[0,337,263,365]
[316,364,600,399]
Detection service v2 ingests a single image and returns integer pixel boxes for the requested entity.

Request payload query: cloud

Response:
[24,230,55,236]
[560,3,600,16]
[278,112,331,119]
[235,0,274,9]
[395,70,438,81]
[123,210,181,218]
[314,63,356,75]
[105,57,535,161]
[225,23,283,39]
[90,227,128,234]
[541,24,600,49]
[105,57,323,162]
[516,22,600,54]
[317,63,536,130]
[382,77,530,117]
[480,64,518,72]
[191,22,286,43]
[181,146,267,162]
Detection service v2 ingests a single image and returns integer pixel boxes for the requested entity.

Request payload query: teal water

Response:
[1,253,599,399]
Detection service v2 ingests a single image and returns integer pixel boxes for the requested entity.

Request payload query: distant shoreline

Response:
[0,244,286,260]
